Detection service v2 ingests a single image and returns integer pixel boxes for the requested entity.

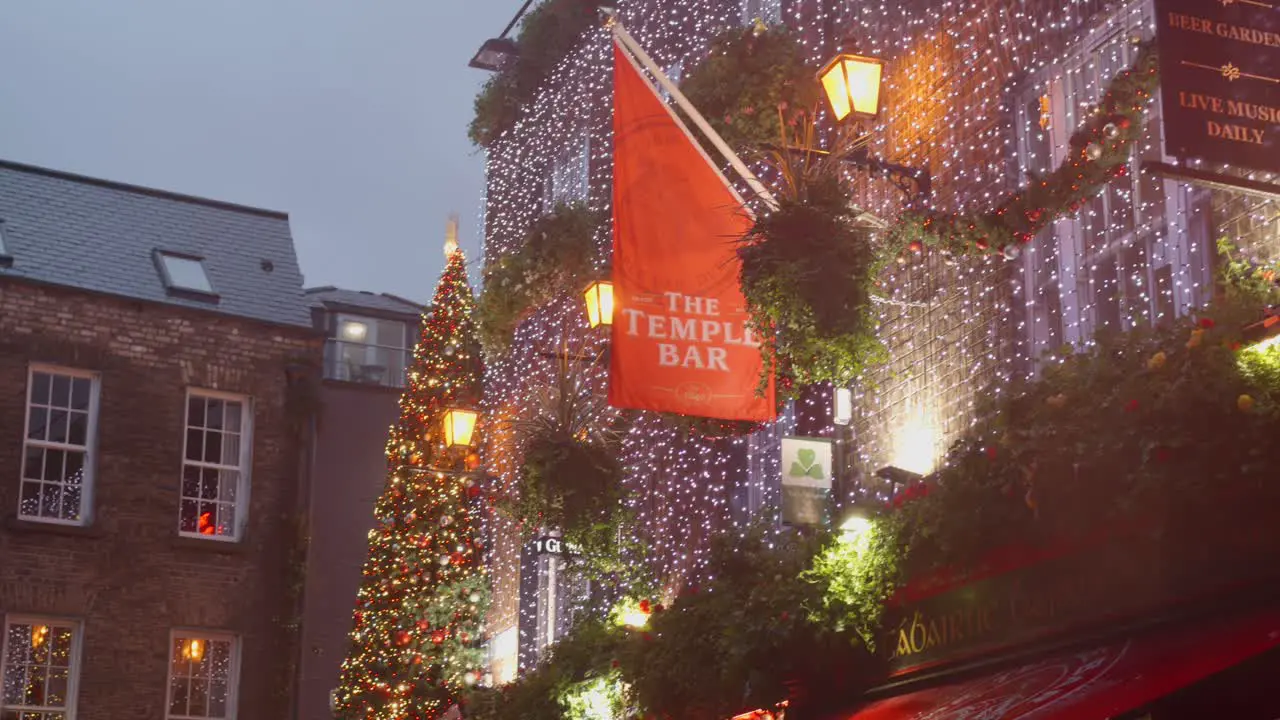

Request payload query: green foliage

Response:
[804,517,904,651]
[469,0,601,147]
[679,25,819,155]
[1218,237,1280,307]
[738,174,888,393]
[465,619,628,720]
[885,42,1160,259]
[617,529,874,719]
[891,291,1280,577]
[559,670,629,720]
[514,436,625,542]
[477,204,603,354]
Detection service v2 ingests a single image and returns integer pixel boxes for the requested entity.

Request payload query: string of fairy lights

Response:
[478,0,1278,674]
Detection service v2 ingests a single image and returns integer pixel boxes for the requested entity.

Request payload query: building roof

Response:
[305,286,424,318]
[0,159,312,328]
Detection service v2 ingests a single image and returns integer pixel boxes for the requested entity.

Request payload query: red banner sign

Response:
[609,41,776,422]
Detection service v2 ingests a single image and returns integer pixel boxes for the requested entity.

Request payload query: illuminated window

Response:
[167,632,238,720]
[179,390,251,541]
[327,314,409,387]
[20,366,99,524]
[155,251,215,296]
[0,617,80,719]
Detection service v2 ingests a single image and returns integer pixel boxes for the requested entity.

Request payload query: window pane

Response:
[216,503,236,537]
[180,499,200,533]
[23,447,44,481]
[70,378,90,411]
[188,396,204,427]
[60,485,82,522]
[203,431,223,464]
[41,450,64,482]
[50,376,70,408]
[224,403,242,433]
[26,407,47,441]
[217,470,238,502]
[186,429,204,462]
[19,481,41,517]
[67,411,88,446]
[205,399,224,431]
[189,678,209,716]
[169,676,190,714]
[63,452,84,486]
[200,468,219,500]
[161,254,213,292]
[30,373,51,405]
[46,410,68,444]
[40,483,61,518]
[182,466,202,500]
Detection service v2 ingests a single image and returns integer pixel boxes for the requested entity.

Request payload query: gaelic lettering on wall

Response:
[1155,0,1279,172]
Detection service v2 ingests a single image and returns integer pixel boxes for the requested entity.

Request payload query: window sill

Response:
[171,535,250,555]
[4,515,106,538]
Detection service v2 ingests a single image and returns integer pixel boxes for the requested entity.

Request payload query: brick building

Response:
[0,159,319,720]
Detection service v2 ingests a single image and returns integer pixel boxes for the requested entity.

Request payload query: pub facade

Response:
[475,0,1280,709]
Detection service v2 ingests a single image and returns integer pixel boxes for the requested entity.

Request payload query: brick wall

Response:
[0,278,320,720]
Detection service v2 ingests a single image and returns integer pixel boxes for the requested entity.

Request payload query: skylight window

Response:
[155,250,215,295]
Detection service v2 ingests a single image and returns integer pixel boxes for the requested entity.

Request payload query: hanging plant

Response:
[477,204,604,354]
[504,345,627,549]
[469,0,604,147]
[738,123,890,393]
[679,24,820,156]
[886,42,1160,262]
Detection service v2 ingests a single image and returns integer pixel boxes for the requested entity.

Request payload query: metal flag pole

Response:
[604,9,779,211]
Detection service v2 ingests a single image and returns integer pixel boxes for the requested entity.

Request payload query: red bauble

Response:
[395,630,412,646]
[907,240,924,254]
[431,630,446,645]
[417,619,431,631]
[467,486,481,498]
[975,238,990,251]
[1199,317,1216,329]
[639,599,652,614]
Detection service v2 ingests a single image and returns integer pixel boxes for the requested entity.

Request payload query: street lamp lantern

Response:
[817,52,884,122]
[583,280,615,328]
[442,408,480,448]
[469,37,520,72]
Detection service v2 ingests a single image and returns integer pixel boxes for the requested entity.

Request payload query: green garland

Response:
[469,0,602,148]
[678,24,819,156]
[477,204,604,354]
[886,42,1160,260]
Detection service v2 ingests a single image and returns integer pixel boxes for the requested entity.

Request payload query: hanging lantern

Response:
[441,408,479,448]
[817,52,884,121]
[583,279,615,328]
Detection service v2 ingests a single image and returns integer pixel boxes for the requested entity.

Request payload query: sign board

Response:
[780,437,834,526]
[532,535,579,557]
[610,41,776,422]
[1154,0,1280,172]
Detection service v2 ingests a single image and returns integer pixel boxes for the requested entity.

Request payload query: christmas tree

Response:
[334,220,490,720]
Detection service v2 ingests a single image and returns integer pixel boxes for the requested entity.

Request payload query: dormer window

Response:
[0,220,11,265]
[155,250,215,297]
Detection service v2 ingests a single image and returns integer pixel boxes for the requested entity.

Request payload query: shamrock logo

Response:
[789,448,825,481]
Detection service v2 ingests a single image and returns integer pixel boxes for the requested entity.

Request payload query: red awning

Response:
[841,606,1280,720]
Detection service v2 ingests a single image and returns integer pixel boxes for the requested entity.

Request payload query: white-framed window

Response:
[742,0,782,26]
[20,366,99,525]
[1,616,81,720]
[1012,0,1204,366]
[166,631,239,720]
[327,314,410,387]
[0,220,10,256]
[179,390,252,541]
